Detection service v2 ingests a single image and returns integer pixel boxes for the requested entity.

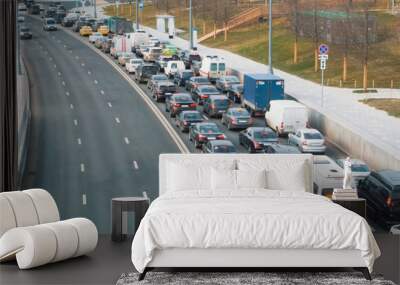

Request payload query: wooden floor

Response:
[0,234,398,285]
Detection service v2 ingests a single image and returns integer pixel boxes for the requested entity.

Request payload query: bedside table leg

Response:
[354,267,372,280]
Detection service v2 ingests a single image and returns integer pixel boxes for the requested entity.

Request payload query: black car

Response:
[189,122,226,148]
[203,95,230,118]
[147,74,169,91]
[165,93,196,117]
[181,50,202,69]
[191,85,221,104]
[134,64,159,83]
[358,170,400,229]
[152,81,177,102]
[239,127,279,153]
[173,70,194,87]
[227,84,244,103]
[202,140,236,154]
[185,76,211,92]
[61,17,75,27]
[264,144,301,154]
[20,26,32,39]
[175,110,204,132]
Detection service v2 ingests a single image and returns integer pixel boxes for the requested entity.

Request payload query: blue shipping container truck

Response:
[242,74,284,116]
[108,17,133,35]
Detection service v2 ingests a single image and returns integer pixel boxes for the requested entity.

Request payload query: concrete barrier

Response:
[17,57,31,184]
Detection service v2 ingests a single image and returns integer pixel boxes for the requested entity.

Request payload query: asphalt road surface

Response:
[21,16,346,233]
[21,16,180,233]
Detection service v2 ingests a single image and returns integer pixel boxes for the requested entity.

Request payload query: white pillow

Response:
[236,169,267,189]
[266,162,307,191]
[167,163,210,191]
[211,168,236,191]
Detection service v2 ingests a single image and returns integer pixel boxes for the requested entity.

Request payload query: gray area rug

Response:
[116,272,396,285]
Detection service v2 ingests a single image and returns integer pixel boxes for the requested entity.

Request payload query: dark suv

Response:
[152,81,176,102]
[358,170,400,229]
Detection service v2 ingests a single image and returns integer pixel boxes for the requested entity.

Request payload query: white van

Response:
[126,31,150,52]
[265,100,308,135]
[199,56,226,82]
[164,60,185,78]
[143,47,162,62]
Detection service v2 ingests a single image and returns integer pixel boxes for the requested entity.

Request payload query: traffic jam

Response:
[28,4,400,232]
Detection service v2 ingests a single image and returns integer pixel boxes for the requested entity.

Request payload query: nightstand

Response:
[332,198,366,218]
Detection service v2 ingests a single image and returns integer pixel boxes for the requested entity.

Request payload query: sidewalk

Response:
[92,3,400,169]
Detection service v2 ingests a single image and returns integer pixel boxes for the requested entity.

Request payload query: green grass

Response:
[103,4,400,89]
[360,99,400,118]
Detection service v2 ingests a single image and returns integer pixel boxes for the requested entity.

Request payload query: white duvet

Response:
[131,190,380,273]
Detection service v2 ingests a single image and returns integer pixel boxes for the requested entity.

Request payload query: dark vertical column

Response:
[0,0,17,192]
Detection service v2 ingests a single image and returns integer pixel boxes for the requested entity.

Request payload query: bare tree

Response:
[341,0,353,82]
[312,0,319,72]
[288,0,301,64]
[362,0,371,90]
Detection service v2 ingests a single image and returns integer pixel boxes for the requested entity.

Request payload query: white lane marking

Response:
[107,102,112,108]
[58,72,61,76]
[115,117,120,124]
[73,119,78,126]
[100,90,105,95]
[70,104,74,109]
[124,137,130,145]
[133,160,139,169]
[80,163,85,173]
[49,57,53,61]
[66,91,70,96]
[64,44,67,48]
[82,194,87,205]
[203,115,209,120]
[81,63,85,67]
[75,55,79,59]
[57,39,61,43]
[94,79,98,84]
[60,27,189,153]
[143,191,148,199]
[62,81,66,86]
[88,70,91,75]
[77,138,82,145]
[54,64,57,68]
[69,50,73,53]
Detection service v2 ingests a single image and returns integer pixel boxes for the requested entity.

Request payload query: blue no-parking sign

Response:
[319,44,329,55]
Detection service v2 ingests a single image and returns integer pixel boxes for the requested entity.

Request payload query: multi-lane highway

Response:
[21,15,346,233]
[21,16,180,233]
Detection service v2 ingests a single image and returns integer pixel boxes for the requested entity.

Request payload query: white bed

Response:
[131,154,380,280]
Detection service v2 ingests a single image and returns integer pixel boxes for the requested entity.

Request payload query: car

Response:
[72,18,88,32]
[155,56,173,72]
[203,95,231,118]
[79,25,93,36]
[61,17,75,27]
[43,18,57,31]
[165,93,197,117]
[19,26,32,40]
[191,85,221,104]
[288,128,326,154]
[134,64,159,83]
[185,76,210,92]
[101,39,112,53]
[390,224,400,235]
[215,76,241,93]
[335,158,371,186]
[94,37,106,49]
[173,70,194,87]
[118,52,134,66]
[221,108,253,130]
[88,32,103,43]
[189,122,226,148]
[147,74,169,91]
[143,47,163,62]
[264,143,302,154]
[202,140,236,154]
[239,127,279,153]
[17,16,25,23]
[126,58,144,74]
[181,49,202,69]
[136,43,154,57]
[358,170,400,229]
[96,25,109,36]
[152,81,177,102]
[227,84,244,103]
[175,110,204,133]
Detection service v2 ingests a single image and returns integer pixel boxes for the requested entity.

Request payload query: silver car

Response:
[288,128,326,153]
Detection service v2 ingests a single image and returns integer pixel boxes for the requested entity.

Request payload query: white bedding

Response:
[131,190,380,273]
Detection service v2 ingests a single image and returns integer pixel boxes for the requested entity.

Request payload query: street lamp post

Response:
[268,0,273,74]
[189,0,193,50]
[93,0,97,18]
[136,0,139,30]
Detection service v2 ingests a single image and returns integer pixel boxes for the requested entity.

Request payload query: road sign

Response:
[319,44,329,55]
[139,0,144,9]
[318,54,328,70]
